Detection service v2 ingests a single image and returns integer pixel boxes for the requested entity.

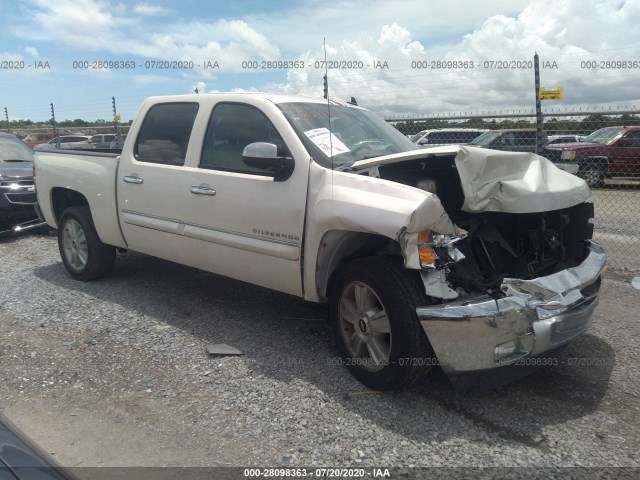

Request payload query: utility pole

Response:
[4,107,9,132]
[50,103,60,148]
[534,52,544,154]
[112,96,122,146]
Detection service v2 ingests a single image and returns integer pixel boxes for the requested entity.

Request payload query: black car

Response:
[469,129,548,153]
[0,132,42,233]
[0,413,74,479]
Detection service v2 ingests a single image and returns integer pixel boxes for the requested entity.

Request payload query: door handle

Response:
[190,185,216,196]
[123,175,143,184]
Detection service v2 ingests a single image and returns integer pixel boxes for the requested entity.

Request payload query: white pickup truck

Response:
[34,93,606,390]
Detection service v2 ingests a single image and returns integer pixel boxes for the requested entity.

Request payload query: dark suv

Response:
[0,133,40,231]
[469,129,547,153]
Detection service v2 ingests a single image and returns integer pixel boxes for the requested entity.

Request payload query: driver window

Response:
[200,103,287,175]
[502,132,515,145]
[623,131,640,147]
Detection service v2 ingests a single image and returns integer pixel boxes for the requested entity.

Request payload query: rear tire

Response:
[58,206,116,281]
[328,256,435,391]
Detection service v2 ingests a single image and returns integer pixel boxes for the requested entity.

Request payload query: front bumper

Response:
[416,242,606,375]
[554,162,579,174]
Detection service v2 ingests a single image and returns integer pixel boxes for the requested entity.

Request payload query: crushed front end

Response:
[416,241,605,374]
[355,146,607,375]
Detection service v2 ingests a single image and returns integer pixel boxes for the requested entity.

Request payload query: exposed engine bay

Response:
[373,154,594,295]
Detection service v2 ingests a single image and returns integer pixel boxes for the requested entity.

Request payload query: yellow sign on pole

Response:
[114,114,121,122]
[539,86,564,100]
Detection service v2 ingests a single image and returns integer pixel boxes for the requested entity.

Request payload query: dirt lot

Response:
[0,232,638,479]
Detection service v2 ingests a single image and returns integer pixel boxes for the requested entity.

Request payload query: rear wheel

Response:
[58,206,116,281]
[328,256,435,390]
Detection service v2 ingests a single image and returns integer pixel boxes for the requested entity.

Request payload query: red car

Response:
[543,126,640,187]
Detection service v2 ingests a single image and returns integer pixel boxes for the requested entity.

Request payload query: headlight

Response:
[418,229,466,269]
[561,150,576,160]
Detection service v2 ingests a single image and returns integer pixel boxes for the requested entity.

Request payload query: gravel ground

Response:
[0,233,639,478]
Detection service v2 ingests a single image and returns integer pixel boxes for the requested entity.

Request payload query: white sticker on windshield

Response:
[303,128,350,157]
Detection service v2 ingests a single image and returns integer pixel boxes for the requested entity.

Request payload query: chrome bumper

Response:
[554,162,580,174]
[416,242,606,375]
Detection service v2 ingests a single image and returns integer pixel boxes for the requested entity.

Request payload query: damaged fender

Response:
[304,162,458,302]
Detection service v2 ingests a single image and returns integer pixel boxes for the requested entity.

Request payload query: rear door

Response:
[117,101,200,265]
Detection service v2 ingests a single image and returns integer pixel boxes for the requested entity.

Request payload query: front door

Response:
[178,101,309,296]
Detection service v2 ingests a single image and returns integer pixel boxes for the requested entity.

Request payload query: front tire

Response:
[328,256,435,390]
[579,161,606,188]
[58,206,116,281]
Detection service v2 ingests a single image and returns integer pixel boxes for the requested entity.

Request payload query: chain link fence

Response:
[12,125,130,150]
[388,109,640,272]
[5,104,638,272]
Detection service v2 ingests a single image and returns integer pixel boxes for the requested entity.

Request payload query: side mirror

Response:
[419,138,429,145]
[242,142,294,182]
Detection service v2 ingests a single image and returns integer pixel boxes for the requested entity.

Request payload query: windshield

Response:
[469,130,501,146]
[0,136,34,162]
[582,127,624,145]
[278,102,417,168]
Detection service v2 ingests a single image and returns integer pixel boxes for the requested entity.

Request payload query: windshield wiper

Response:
[334,164,355,172]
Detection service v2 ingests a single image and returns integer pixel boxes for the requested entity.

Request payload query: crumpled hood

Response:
[351,145,591,213]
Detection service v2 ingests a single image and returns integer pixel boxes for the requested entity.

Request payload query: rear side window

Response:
[135,103,199,165]
[515,131,536,142]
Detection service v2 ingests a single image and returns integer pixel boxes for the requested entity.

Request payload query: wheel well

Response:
[579,156,609,170]
[315,230,402,302]
[51,188,89,223]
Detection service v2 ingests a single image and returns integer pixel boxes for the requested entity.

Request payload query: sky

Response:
[1,0,640,123]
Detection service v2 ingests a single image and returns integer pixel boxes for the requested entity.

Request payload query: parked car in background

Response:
[109,133,127,149]
[543,126,640,187]
[469,129,547,153]
[548,134,586,145]
[23,132,55,149]
[0,132,43,233]
[88,133,117,149]
[411,128,487,147]
[34,135,90,150]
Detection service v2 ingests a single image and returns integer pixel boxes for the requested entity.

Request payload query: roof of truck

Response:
[144,92,354,107]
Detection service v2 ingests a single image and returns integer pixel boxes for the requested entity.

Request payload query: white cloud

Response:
[266,0,640,115]
[9,0,640,115]
[18,0,279,69]
[193,81,207,93]
[20,0,130,51]
[133,4,168,16]
[25,46,39,57]
[0,51,24,62]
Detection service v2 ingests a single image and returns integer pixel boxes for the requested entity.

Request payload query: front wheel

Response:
[328,256,435,390]
[579,161,606,188]
[58,206,116,281]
